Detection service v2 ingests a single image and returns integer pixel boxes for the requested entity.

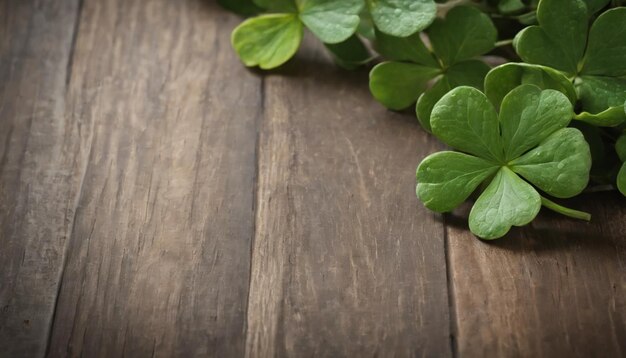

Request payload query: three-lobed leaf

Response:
[298,0,364,44]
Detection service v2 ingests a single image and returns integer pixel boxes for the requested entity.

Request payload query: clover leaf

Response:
[369,6,496,131]
[416,85,592,239]
[366,0,436,37]
[218,0,262,15]
[514,0,626,127]
[232,0,364,69]
[617,133,626,195]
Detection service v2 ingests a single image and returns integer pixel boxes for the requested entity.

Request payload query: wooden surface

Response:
[0,0,624,357]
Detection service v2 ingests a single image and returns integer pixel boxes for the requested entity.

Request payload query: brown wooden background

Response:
[0,0,625,357]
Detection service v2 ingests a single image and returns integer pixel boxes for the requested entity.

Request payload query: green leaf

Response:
[583,0,610,14]
[218,0,262,15]
[510,128,591,198]
[498,0,526,14]
[417,78,451,132]
[416,60,490,132]
[484,63,577,109]
[575,106,626,127]
[469,167,541,240]
[416,151,499,212]
[325,35,371,70]
[367,0,436,37]
[499,85,573,160]
[231,14,303,70]
[369,62,441,110]
[298,0,364,44]
[577,76,626,112]
[430,86,503,162]
[618,163,626,195]
[513,0,587,74]
[374,30,439,67]
[253,0,297,12]
[427,6,497,67]
[582,8,626,76]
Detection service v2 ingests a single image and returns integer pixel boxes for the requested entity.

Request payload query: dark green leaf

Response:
[253,0,297,12]
[325,35,372,69]
[219,0,262,16]
[374,30,439,67]
[369,62,441,110]
[582,8,626,77]
[427,6,497,66]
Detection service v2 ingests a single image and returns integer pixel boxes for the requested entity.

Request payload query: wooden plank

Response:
[447,193,626,357]
[245,42,452,357]
[46,1,260,356]
[0,0,80,356]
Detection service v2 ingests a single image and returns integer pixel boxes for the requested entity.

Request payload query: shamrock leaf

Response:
[231,14,303,69]
[369,6,496,130]
[367,0,436,37]
[298,0,364,44]
[231,0,363,69]
[514,0,626,126]
[617,133,626,195]
[416,85,591,239]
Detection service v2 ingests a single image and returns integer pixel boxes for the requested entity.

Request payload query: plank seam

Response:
[243,75,265,356]
[444,214,459,358]
[64,0,84,90]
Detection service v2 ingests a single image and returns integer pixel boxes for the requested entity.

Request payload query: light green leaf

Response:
[298,0,364,44]
[231,14,303,70]
[430,86,503,162]
[484,63,577,109]
[368,0,436,37]
[416,60,490,132]
[469,167,541,240]
[369,62,441,110]
[253,0,297,12]
[513,0,587,74]
[577,76,626,117]
[374,30,439,67]
[575,106,626,127]
[499,85,573,160]
[427,6,497,66]
[618,163,626,195]
[325,35,371,70]
[416,151,499,212]
[510,128,591,198]
[582,8,626,76]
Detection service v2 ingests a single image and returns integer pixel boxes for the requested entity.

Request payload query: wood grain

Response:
[447,193,626,357]
[0,0,80,356]
[46,0,260,356]
[245,43,451,358]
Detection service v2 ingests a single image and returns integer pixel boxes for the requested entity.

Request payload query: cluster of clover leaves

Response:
[221,0,626,239]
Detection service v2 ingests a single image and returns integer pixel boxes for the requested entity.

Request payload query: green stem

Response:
[495,39,514,47]
[540,196,591,221]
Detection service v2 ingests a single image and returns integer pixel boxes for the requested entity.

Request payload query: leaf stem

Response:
[540,196,591,221]
[495,39,514,47]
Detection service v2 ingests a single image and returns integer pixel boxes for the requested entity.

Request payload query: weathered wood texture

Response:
[0,0,79,356]
[244,44,451,357]
[46,0,260,356]
[447,193,626,357]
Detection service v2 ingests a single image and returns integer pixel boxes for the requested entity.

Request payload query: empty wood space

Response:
[0,0,624,357]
